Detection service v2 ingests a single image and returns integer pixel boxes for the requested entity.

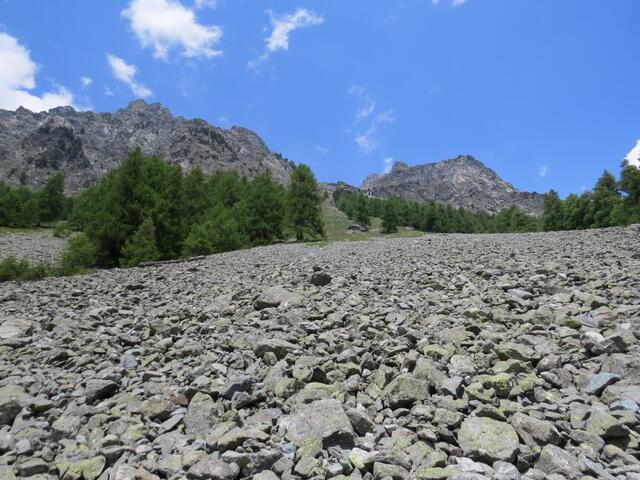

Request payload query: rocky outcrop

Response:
[0,225,639,478]
[0,100,294,193]
[362,155,545,214]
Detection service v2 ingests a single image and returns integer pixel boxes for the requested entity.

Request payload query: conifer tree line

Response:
[540,165,640,231]
[0,150,325,274]
[335,163,640,234]
[335,190,540,234]
[68,150,325,268]
[0,172,70,227]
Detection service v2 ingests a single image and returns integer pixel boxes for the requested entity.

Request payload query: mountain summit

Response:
[0,100,294,193]
[362,155,544,214]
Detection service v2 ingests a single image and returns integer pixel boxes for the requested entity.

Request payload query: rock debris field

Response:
[0,231,67,265]
[1,226,640,480]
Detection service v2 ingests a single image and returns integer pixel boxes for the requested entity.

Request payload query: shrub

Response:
[0,257,52,282]
[120,218,160,267]
[60,233,97,275]
[53,221,72,238]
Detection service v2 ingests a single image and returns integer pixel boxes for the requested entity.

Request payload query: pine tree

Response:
[353,192,370,228]
[542,190,565,231]
[121,217,160,267]
[618,164,640,224]
[381,199,399,233]
[238,170,285,245]
[39,172,66,223]
[287,164,325,241]
[563,193,590,230]
[591,170,621,228]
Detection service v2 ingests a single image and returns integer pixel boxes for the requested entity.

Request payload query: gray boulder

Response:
[457,417,519,463]
[285,399,355,449]
[535,445,580,479]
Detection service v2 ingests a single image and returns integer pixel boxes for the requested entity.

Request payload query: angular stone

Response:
[586,407,628,438]
[141,397,175,421]
[252,472,279,480]
[85,379,119,403]
[440,376,464,398]
[254,287,302,310]
[457,417,519,463]
[494,342,538,362]
[16,458,49,477]
[255,339,298,360]
[184,393,218,438]
[0,386,25,426]
[216,427,270,451]
[602,382,640,405]
[492,461,521,480]
[509,412,561,448]
[0,318,32,339]
[285,399,355,449]
[535,445,580,479]
[55,456,106,480]
[372,462,410,480]
[188,459,239,480]
[219,374,254,400]
[383,374,430,408]
[346,408,375,435]
[584,372,620,396]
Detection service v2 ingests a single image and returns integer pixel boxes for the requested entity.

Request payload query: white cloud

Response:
[0,32,75,112]
[432,0,468,6]
[383,156,394,174]
[349,85,395,154]
[107,54,153,98]
[315,145,329,155]
[194,0,216,9]
[265,8,324,53]
[122,0,223,60]
[80,76,93,87]
[624,139,640,168]
[250,8,323,68]
[355,128,378,155]
[374,110,396,125]
[349,85,376,122]
[538,165,548,178]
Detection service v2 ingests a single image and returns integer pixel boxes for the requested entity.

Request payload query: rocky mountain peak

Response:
[361,155,544,214]
[390,161,409,174]
[0,102,294,193]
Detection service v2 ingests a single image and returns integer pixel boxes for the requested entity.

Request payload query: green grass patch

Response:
[0,226,52,234]
[313,202,423,246]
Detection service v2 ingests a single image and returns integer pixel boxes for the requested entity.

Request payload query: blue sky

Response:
[1,0,639,196]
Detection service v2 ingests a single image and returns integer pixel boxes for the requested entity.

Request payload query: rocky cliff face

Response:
[0,100,294,193]
[361,155,545,214]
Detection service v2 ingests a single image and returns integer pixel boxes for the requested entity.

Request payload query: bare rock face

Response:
[0,100,294,193]
[361,155,545,214]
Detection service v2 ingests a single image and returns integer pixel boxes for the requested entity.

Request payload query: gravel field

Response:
[0,231,67,265]
[0,226,639,479]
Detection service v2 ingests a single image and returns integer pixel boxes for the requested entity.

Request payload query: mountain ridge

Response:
[0,100,294,194]
[1,101,544,214]
[359,155,545,214]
